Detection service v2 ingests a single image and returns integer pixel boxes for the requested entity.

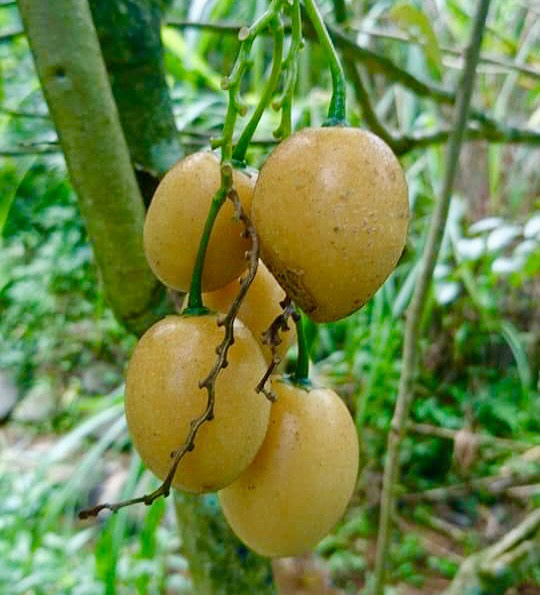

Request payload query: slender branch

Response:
[372,2,492,593]
[0,27,23,43]
[408,422,537,451]
[393,514,463,564]
[345,59,396,147]
[0,147,59,156]
[0,106,50,119]
[401,469,540,504]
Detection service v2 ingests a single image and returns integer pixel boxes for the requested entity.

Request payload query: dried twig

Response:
[79,179,260,519]
[255,297,295,401]
[401,469,540,504]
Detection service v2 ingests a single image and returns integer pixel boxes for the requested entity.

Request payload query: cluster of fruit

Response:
[125,126,408,557]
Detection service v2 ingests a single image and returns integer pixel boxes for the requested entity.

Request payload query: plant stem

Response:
[273,0,302,139]
[185,1,283,312]
[184,187,228,314]
[233,17,284,163]
[371,1,492,593]
[293,310,310,383]
[303,0,347,125]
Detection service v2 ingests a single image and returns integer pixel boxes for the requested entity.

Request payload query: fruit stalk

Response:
[233,16,284,163]
[372,1,492,592]
[187,0,285,311]
[303,0,347,125]
[293,310,310,384]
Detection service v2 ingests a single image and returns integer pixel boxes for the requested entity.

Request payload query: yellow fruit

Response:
[144,152,255,292]
[252,127,409,322]
[203,261,295,363]
[125,314,270,493]
[219,379,359,557]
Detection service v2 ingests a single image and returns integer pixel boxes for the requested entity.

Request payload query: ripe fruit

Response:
[219,379,359,557]
[125,314,270,493]
[144,152,255,292]
[252,127,408,322]
[202,261,295,363]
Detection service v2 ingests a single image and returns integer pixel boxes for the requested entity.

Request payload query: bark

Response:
[89,0,182,188]
[17,0,165,335]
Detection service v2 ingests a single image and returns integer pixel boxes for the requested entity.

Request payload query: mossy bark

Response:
[17,0,165,336]
[89,0,182,183]
[174,493,276,595]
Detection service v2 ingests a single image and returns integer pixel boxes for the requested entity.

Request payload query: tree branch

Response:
[372,2,492,593]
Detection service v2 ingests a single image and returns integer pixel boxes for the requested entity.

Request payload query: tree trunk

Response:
[89,0,182,188]
[175,493,275,595]
[17,0,164,336]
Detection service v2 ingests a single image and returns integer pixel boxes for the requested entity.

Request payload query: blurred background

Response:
[0,0,539,593]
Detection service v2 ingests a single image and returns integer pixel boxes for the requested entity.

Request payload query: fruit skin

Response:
[144,152,255,292]
[252,127,409,322]
[203,261,295,363]
[125,314,270,493]
[219,379,359,557]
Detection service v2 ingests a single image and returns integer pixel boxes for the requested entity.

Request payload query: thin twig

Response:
[401,469,540,503]
[0,27,23,42]
[78,181,260,519]
[408,422,537,451]
[255,297,295,401]
[0,147,59,156]
[372,2,492,593]
[0,106,50,119]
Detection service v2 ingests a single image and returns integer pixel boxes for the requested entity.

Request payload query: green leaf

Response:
[0,158,34,237]
[389,3,443,78]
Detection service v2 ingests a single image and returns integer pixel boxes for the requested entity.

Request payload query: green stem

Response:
[185,4,278,312]
[293,310,310,383]
[303,0,347,125]
[233,17,284,163]
[185,187,227,314]
[273,0,302,139]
